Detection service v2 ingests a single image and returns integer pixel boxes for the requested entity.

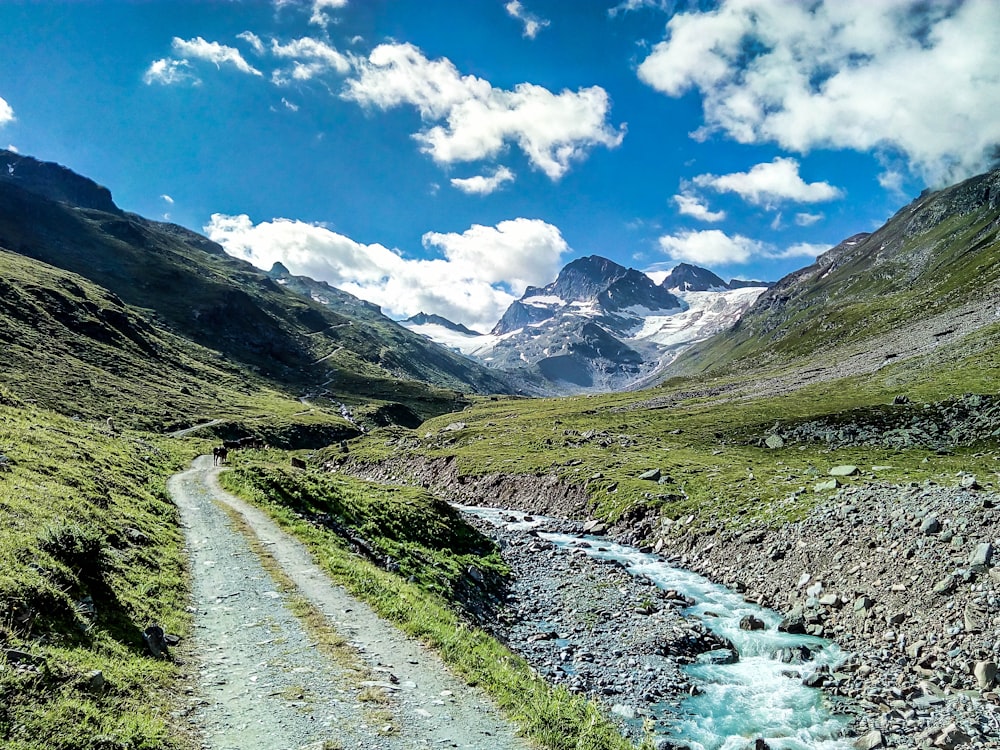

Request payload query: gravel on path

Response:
[169,455,532,750]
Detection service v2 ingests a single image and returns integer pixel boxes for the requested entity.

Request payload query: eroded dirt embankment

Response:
[344,454,1000,749]
[350,454,593,520]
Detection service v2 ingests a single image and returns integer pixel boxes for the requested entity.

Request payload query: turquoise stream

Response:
[462,506,854,750]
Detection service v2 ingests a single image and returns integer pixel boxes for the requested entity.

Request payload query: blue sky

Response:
[1,1,998,330]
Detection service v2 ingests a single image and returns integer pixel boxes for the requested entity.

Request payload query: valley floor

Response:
[169,456,530,750]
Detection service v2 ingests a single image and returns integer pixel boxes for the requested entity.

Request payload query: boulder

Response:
[854,730,884,750]
[696,648,739,665]
[814,479,840,492]
[764,434,785,449]
[638,468,662,482]
[739,615,766,631]
[920,515,941,535]
[829,465,859,477]
[974,660,997,689]
[969,542,993,568]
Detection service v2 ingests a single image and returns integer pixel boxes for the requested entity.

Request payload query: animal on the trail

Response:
[106,417,117,434]
[212,446,228,465]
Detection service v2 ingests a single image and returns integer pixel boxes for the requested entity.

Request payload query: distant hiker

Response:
[213,446,228,465]
[340,440,349,454]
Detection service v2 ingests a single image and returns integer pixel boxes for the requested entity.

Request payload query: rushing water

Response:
[462,506,854,750]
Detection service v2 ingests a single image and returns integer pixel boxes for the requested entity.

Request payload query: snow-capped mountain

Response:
[400,255,770,394]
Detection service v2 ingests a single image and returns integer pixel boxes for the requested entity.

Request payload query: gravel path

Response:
[169,456,531,750]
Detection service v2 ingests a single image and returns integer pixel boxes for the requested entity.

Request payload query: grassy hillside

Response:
[0,394,194,750]
[0,149,513,424]
[674,168,1000,376]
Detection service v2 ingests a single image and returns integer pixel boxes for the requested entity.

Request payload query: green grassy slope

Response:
[674,168,1000,375]
[0,395,194,750]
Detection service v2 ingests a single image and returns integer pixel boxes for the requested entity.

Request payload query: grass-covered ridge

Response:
[0,394,195,750]
[219,456,641,750]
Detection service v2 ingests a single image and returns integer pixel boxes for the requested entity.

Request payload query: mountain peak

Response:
[660,263,729,292]
[1,149,120,215]
[405,312,481,337]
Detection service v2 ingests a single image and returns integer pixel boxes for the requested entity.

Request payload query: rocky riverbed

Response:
[659,480,1000,749]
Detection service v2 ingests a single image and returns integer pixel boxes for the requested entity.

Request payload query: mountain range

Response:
[0,148,513,428]
[403,255,772,393]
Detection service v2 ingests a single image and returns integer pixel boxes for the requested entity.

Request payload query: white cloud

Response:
[878,169,905,193]
[795,212,823,227]
[658,228,829,267]
[310,0,348,28]
[672,191,725,222]
[770,242,829,260]
[422,218,568,295]
[658,229,762,266]
[160,194,174,204]
[172,37,262,76]
[143,58,200,86]
[450,166,515,195]
[505,1,550,39]
[271,37,350,82]
[0,96,13,126]
[237,31,266,56]
[5,144,18,153]
[281,97,300,112]
[608,0,672,17]
[342,42,624,179]
[637,0,1000,184]
[692,157,842,207]
[204,214,568,329]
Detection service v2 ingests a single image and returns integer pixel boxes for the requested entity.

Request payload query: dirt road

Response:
[169,456,531,750]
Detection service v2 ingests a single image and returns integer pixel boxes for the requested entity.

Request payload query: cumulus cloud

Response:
[204,214,569,329]
[795,212,823,227]
[505,1,550,39]
[637,0,1000,184]
[672,191,725,222]
[0,95,13,126]
[172,37,262,76]
[342,42,624,179]
[310,0,348,28]
[658,228,829,267]
[271,37,350,83]
[692,158,842,207]
[144,58,200,86]
[658,229,762,266]
[450,166,515,195]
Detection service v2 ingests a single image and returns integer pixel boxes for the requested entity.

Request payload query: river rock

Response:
[974,660,997,688]
[932,575,956,595]
[739,615,765,631]
[696,648,738,665]
[932,723,971,749]
[853,729,884,750]
[968,542,993,568]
